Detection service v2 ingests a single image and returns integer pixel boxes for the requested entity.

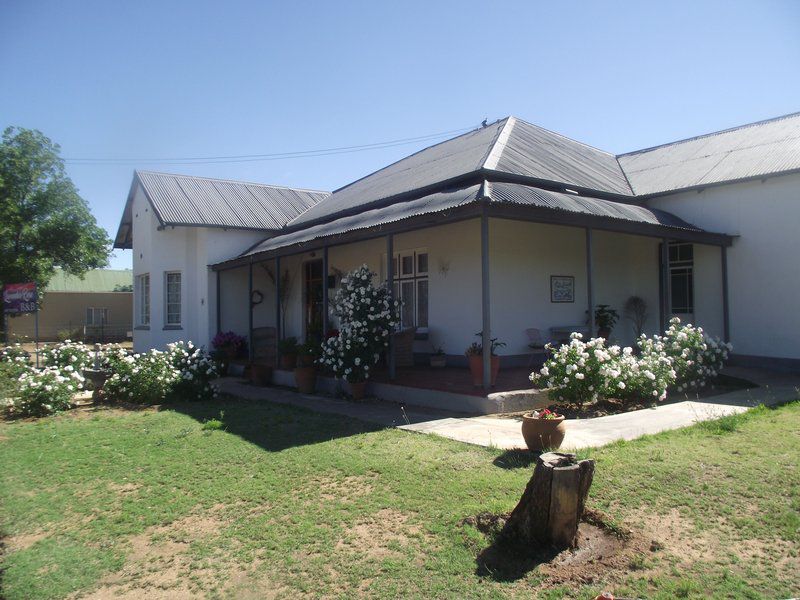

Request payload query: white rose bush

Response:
[318,265,400,384]
[3,339,219,417]
[531,317,732,408]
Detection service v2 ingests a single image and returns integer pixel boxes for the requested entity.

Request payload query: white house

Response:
[114,112,800,377]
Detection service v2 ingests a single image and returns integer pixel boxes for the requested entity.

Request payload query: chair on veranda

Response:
[525,328,550,367]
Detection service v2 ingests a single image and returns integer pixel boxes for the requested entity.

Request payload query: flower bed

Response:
[530,318,733,414]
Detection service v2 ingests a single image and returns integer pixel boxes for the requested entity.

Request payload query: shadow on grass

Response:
[164,394,385,452]
[492,448,538,470]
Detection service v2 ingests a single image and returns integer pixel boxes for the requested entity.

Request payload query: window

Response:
[136,274,150,326]
[386,248,428,330]
[165,271,182,326]
[85,307,109,325]
[669,243,694,314]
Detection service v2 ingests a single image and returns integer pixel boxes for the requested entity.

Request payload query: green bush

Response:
[5,367,75,417]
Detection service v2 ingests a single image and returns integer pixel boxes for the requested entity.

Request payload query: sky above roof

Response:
[1,0,798,269]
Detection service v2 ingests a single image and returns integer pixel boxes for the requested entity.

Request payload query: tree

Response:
[0,127,110,337]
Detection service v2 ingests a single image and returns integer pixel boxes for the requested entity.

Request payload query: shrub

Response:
[103,342,218,404]
[5,367,76,417]
[0,344,32,380]
[530,333,608,407]
[40,340,92,388]
[531,317,730,407]
[166,341,218,402]
[655,317,731,392]
[318,265,400,383]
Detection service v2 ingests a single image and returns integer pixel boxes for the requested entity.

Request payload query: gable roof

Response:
[618,111,800,196]
[288,116,632,228]
[113,171,330,249]
[45,269,132,293]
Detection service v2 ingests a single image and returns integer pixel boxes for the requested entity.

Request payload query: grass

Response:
[1,397,798,599]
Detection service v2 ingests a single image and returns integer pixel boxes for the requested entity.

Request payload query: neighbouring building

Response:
[7,269,133,342]
[114,112,800,373]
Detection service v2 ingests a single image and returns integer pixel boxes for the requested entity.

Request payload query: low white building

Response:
[115,112,800,374]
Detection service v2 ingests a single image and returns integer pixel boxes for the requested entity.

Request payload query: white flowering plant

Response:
[531,317,731,408]
[40,340,92,385]
[103,342,219,404]
[1,344,32,381]
[6,367,76,417]
[318,265,400,383]
[645,317,731,392]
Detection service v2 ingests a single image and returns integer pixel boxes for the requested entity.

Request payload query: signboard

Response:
[3,282,38,314]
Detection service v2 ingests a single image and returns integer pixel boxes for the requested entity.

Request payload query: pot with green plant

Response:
[294,340,319,394]
[430,345,446,368]
[594,304,619,339]
[278,336,299,370]
[465,332,506,387]
[521,408,566,451]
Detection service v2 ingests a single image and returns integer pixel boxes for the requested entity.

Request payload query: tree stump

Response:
[501,452,595,549]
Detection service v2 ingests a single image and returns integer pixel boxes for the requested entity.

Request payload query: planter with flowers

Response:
[294,340,319,394]
[212,331,247,360]
[318,264,400,402]
[465,333,505,387]
[521,408,566,451]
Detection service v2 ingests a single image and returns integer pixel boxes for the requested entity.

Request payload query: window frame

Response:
[164,271,182,327]
[384,247,429,331]
[136,273,150,327]
[668,243,694,314]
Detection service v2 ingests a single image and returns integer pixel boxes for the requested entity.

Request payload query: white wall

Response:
[130,185,267,352]
[647,174,800,359]
[241,218,664,362]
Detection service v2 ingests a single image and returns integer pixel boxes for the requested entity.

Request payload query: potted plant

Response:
[465,332,506,387]
[430,346,446,368]
[211,331,247,360]
[594,304,619,339]
[278,336,299,370]
[294,340,319,394]
[521,408,566,451]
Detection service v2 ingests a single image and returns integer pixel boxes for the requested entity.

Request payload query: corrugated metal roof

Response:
[113,171,330,248]
[288,117,634,228]
[490,118,632,195]
[45,269,133,293]
[488,182,700,231]
[241,181,704,258]
[244,185,482,256]
[618,112,800,195]
[138,171,329,229]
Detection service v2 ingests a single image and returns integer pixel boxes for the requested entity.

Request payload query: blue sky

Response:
[2,0,798,269]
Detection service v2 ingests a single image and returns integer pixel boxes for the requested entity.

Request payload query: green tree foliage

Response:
[0,126,110,292]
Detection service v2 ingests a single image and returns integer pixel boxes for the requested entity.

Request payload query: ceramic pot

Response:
[597,327,611,339]
[250,363,273,387]
[279,353,297,370]
[294,366,317,394]
[467,354,500,387]
[348,381,367,401]
[521,412,566,451]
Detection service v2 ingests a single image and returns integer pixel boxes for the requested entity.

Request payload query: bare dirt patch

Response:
[4,530,49,552]
[465,509,652,586]
[336,508,428,561]
[311,472,378,503]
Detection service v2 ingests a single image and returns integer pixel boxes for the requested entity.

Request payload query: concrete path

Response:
[218,368,799,451]
[400,370,799,450]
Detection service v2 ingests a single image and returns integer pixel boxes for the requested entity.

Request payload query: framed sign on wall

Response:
[550,275,575,303]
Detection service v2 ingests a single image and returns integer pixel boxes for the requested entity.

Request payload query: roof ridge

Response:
[135,169,330,195]
[326,120,504,196]
[618,110,800,157]
[481,117,516,170]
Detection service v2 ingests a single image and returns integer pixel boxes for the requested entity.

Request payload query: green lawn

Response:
[1,397,798,599]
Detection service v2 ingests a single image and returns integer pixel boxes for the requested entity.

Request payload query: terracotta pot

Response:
[348,380,368,401]
[521,412,566,451]
[294,366,317,394]
[430,355,447,368]
[250,363,273,387]
[297,354,315,368]
[597,327,611,339]
[222,346,238,360]
[467,354,500,387]
[279,353,297,370]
